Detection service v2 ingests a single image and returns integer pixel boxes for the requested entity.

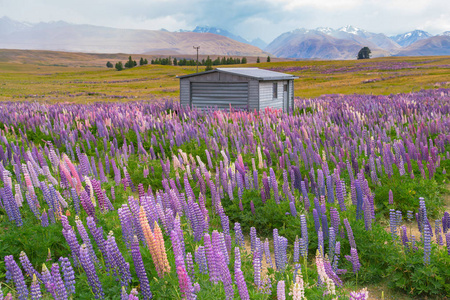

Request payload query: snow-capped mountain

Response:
[192,25,249,45]
[0,16,32,35]
[265,28,391,59]
[390,30,432,47]
[442,31,450,36]
[338,25,366,35]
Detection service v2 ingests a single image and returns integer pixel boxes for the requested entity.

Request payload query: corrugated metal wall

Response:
[259,81,283,111]
[180,79,190,107]
[248,80,259,111]
[191,82,249,110]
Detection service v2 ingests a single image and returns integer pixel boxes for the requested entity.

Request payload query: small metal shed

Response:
[177,68,297,112]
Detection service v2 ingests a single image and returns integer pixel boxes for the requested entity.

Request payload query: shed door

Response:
[191,82,249,110]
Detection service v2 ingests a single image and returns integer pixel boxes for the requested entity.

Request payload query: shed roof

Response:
[177,67,298,81]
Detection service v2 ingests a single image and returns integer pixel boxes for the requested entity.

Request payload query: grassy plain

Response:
[0,49,449,102]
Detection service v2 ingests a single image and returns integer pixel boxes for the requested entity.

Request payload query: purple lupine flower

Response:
[234,222,245,247]
[318,228,324,256]
[388,189,393,205]
[263,238,273,268]
[344,219,356,248]
[76,217,99,264]
[195,246,208,275]
[234,267,249,300]
[86,216,109,270]
[204,233,220,283]
[186,252,195,281]
[19,251,42,282]
[30,274,42,300]
[390,209,398,240]
[4,255,28,300]
[277,280,285,300]
[332,241,341,273]
[346,247,361,274]
[312,208,321,234]
[59,257,75,296]
[293,236,300,263]
[130,236,152,299]
[329,227,336,259]
[330,207,340,236]
[326,175,334,203]
[300,214,308,253]
[355,179,363,220]
[400,226,409,248]
[323,256,343,287]
[79,244,104,299]
[289,201,297,217]
[269,170,280,204]
[106,231,131,286]
[217,250,234,299]
[253,251,261,287]
[70,188,80,215]
[446,232,450,255]
[349,288,369,300]
[51,263,67,300]
[40,263,53,294]
[335,179,346,211]
[250,200,255,215]
[363,197,372,231]
[118,204,134,248]
[321,213,329,240]
[423,219,431,265]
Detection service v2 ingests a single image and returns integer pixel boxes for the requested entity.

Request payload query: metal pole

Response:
[193,46,200,72]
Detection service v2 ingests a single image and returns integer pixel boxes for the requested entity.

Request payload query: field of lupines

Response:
[1,88,450,299]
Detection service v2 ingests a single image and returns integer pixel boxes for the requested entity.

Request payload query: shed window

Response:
[273,83,278,99]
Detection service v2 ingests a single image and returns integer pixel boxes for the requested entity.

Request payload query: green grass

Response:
[0,50,449,102]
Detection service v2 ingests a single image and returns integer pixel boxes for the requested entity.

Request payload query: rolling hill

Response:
[0,17,267,57]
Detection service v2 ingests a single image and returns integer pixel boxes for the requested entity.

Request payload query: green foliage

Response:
[256,57,260,63]
[385,241,450,296]
[241,57,247,64]
[106,61,113,68]
[373,172,444,218]
[115,61,123,71]
[267,56,270,62]
[221,189,301,242]
[124,56,136,68]
[357,47,371,59]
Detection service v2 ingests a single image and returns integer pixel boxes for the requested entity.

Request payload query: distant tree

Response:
[173,58,178,66]
[133,60,137,66]
[205,56,213,71]
[139,57,145,66]
[256,57,260,63]
[357,47,371,59]
[144,58,148,65]
[241,57,247,64]
[115,61,123,71]
[106,61,113,68]
[267,56,271,62]
[124,56,134,68]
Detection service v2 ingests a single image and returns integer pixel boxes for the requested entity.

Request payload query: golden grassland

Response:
[0,49,449,102]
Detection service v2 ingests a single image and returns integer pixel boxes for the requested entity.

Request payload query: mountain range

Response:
[0,17,267,57]
[0,16,449,59]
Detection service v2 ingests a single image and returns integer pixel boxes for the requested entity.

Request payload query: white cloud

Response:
[1,0,449,41]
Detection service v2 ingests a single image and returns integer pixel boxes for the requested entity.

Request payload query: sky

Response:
[1,0,449,42]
